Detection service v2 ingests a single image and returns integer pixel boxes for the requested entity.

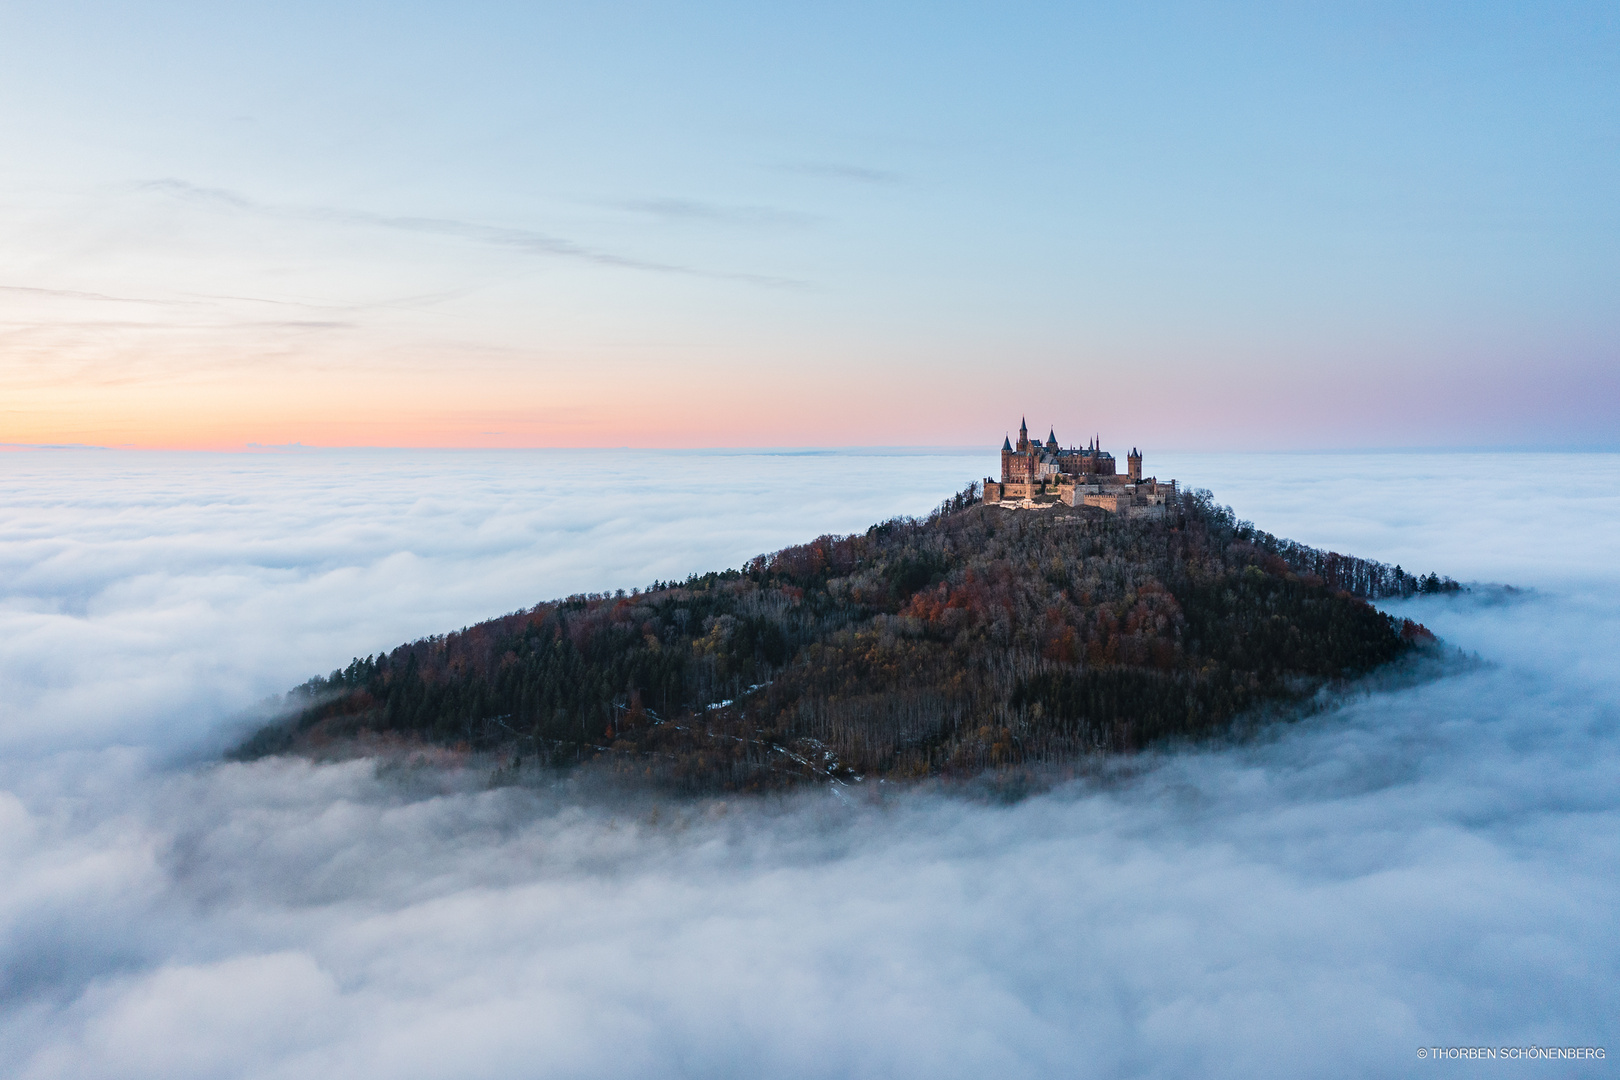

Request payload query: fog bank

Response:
[0,449,979,755]
[1,451,1615,1078]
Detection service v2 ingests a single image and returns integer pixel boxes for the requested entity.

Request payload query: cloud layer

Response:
[1,451,1616,1078]
[0,449,982,755]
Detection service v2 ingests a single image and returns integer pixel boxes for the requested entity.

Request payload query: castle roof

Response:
[1002,435,1013,452]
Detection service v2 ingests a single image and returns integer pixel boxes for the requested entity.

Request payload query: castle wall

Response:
[992,421,1173,518]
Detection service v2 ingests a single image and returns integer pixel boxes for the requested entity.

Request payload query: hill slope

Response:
[237,487,1451,790]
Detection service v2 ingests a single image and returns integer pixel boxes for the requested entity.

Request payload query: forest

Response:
[235,486,1459,791]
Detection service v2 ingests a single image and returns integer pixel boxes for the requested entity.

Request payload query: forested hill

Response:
[236,487,1457,791]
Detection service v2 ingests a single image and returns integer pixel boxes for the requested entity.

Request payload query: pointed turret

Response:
[1002,434,1013,452]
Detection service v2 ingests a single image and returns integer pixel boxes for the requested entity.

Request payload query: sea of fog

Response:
[1,449,1616,1079]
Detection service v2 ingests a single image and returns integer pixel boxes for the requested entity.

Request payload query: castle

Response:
[982,418,1176,518]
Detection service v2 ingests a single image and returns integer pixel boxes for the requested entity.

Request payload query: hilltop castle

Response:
[983,417,1175,518]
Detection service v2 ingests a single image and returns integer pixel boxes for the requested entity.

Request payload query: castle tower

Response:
[1128,448,1142,482]
[1017,417,1029,453]
[1001,434,1013,483]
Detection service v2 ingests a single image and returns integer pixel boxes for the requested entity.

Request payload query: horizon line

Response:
[5,441,1620,455]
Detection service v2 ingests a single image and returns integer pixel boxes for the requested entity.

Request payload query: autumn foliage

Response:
[237,486,1453,791]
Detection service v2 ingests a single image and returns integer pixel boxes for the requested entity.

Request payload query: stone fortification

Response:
[981,417,1176,519]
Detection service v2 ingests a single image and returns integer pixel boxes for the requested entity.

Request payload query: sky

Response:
[1,450,1616,1077]
[2,1,1617,450]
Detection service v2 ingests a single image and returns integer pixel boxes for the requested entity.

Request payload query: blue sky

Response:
[1,1,1616,447]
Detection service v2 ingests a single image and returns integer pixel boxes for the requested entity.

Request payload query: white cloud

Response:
[0,449,982,755]
[0,451,1616,1077]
